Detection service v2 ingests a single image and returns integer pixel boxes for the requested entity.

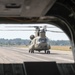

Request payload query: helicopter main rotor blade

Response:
[0,29,35,31]
[44,26,56,28]
[5,26,42,28]
[0,29,64,33]
[47,30,64,33]
[5,26,56,28]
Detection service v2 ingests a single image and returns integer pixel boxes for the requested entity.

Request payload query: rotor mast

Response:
[35,26,46,38]
[40,28,46,38]
[35,26,40,37]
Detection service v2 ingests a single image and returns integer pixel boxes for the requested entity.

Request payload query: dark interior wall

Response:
[46,1,75,43]
[46,2,75,61]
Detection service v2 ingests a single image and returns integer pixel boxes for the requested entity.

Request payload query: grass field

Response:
[0,45,71,51]
[51,46,71,51]
[18,45,71,51]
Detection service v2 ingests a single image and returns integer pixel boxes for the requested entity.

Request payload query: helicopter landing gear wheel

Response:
[29,50,30,53]
[29,49,34,53]
[31,50,34,53]
[45,50,46,54]
[47,51,50,54]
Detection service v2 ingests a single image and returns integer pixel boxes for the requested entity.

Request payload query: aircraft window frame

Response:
[0,22,74,63]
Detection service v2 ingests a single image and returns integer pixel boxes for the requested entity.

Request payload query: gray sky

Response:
[0,24,69,40]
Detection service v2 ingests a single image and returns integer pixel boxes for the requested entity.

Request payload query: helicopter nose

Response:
[39,45,47,48]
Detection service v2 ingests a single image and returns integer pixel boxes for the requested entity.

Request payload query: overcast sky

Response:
[0,24,69,40]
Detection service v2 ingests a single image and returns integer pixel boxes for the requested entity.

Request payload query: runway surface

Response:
[0,47,74,63]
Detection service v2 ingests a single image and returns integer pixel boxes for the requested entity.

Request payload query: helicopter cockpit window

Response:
[0,24,74,63]
[38,38,47,42]
[37,38,50,45]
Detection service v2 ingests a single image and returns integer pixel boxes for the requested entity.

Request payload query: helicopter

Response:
[5,25,64,54]
[24,25,63,54]
[4,25,63,54]
[28,26,51,54]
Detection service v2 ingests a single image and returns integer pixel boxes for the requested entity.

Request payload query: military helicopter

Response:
[28,26,51,54]
[23,25,63,54]
[5,25,63,54]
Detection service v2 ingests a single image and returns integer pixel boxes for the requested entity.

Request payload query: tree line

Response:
[50,40,71,46]
[0,38,71,46]
[0,38,30,46]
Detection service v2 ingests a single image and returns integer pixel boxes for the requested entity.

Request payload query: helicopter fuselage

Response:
[29,36,51,53]
[34,37,50,50]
